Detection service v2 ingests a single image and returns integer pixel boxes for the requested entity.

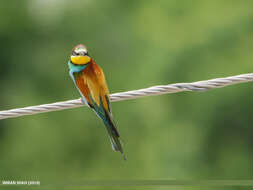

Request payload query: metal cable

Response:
[0,73,253,120]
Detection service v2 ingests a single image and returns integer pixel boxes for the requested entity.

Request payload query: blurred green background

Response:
[1,0,253,189]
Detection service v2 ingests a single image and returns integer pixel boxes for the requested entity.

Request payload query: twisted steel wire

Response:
[0,73,253,120]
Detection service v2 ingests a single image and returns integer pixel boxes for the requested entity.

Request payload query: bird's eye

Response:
[73,52,79,56]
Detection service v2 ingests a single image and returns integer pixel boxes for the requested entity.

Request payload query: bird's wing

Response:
[82,62,111,114]
[72,63,111,113]
[73,72,92,107]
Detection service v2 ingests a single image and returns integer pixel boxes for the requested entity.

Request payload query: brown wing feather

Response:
[83,60,111,113]
[74,73,92,105]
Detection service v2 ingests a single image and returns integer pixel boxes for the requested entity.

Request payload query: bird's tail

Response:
[90,96,126,160]
[103,112,126,160]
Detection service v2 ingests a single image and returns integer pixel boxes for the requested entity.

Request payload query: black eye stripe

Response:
[73,51,88,56]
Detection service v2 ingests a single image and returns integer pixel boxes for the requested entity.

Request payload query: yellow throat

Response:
[71,56,91,65]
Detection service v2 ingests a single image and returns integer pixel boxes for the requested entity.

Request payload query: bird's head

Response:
[71,44,91,65]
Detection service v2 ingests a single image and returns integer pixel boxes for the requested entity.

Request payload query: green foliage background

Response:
[0,0,253,189]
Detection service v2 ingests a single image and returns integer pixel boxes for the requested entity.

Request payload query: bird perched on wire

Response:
[68,44,125,160]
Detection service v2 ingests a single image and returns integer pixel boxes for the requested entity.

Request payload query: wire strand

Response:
[1,73,253,120]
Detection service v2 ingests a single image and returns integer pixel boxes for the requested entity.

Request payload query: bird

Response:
[68,44,126,160]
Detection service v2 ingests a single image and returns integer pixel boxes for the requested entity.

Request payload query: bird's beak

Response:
[71,55,91,65]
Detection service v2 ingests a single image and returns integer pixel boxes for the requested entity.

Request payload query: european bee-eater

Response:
[68,44,125,160]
